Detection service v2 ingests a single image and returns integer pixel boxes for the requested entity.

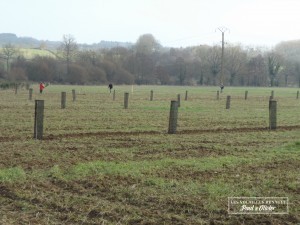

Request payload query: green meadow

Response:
[0,48,56,60]
[19,48,56,59]
[0,85,299,224]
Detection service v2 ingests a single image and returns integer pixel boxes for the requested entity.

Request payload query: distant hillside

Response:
[0,33,133,50]
[80,41,133,50]
[0,33,61,49]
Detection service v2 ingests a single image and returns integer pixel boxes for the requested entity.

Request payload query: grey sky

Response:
[1,0,300,47]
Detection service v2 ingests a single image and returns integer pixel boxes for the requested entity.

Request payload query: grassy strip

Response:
[61,141,300,180]
[0,167,26,182]
[1,141,298,183]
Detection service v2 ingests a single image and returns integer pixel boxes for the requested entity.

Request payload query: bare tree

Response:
[175,57,186,85]
[267,52,282,87]
[135,34,161,55]
[246,55,267,86]
[1,44,18,73]
[133,34,161,84]
[225,45,247,86]
[59,34,78,77]
[205,46,221,85]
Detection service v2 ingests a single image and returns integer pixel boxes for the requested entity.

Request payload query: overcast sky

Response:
[1,0,300,48]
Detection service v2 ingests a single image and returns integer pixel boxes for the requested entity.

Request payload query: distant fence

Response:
[22,87,300,140]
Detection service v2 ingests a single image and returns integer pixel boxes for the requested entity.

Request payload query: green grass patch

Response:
[0,167,26,182]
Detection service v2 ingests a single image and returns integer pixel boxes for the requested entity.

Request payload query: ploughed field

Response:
[0,85,299,225]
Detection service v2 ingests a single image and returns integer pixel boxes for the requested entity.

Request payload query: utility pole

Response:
[217,27,229,88]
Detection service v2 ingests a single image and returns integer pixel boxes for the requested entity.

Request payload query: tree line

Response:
[0,33,300,87]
